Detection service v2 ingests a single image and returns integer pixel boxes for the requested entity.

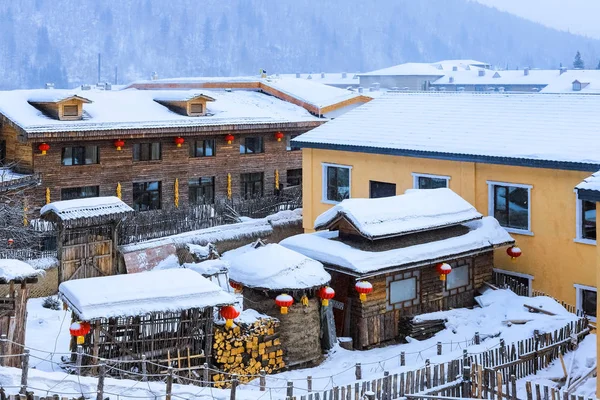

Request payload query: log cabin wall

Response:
[0,123,33,173]
[328,252,494,349]
[27,129,305,210]
[0,282,29,368]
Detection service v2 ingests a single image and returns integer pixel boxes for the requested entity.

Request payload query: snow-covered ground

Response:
[0,289,592,399]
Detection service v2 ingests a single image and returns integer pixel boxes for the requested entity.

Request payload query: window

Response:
[370,181,396,198]
[61,146,99,166]
[323,164,351,203]
[286,135,300,151]
[189,177,215,204]
[241,172,264,199]
[412,173,449,189]
[63,105,78,117]
[446,263,471,291]
[286,169,302,187]
[132,181,161,211]
[61,186,99,201]
[190,103,203,114]
[573,81,582,91]
[133,143,161,161]
[575,284,597,321]
[488,181,532,234]
[387,270,420,310]
[189,139,216,158]
[240,137,264,154]
[576,197,596,243]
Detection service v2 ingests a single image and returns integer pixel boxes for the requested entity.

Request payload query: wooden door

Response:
[60,238,113,282]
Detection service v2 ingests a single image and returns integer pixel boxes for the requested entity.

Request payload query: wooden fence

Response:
[523,382,596,400]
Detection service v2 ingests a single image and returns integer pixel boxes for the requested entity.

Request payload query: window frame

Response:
[369,180,397,198]
[60,185,100,201]
[240,172,264,199]
[188,176,215,205]
[132,181,162,211]
[63,104,78,117]
[321,163,352,204]
[487,180,533,235]
[444,259,473,295]
[189,139,216,158]
[386,270,420,311]
[133,142,162,162]
[240,136,265,155]
[493,268,534,297]
[412,173,450,189]
[286,168,303,187]
[575,192,597,245]
[286,134,301,151]
[61,145,100,166]
[574,283,597,322]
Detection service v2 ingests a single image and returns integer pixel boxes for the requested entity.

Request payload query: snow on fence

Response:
[522,381,596,400]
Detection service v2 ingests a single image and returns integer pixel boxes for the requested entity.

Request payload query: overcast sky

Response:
[473,0,600,39]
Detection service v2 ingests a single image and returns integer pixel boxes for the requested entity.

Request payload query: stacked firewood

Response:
[398,317,447,341]
[212,317,284,387]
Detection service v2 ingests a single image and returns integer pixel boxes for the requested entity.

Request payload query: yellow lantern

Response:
[116,182,122,200]
[174,178,179,208]
[227,173,232,199]
[45,188,51,204]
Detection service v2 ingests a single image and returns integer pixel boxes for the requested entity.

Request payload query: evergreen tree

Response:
[573,51,585,69]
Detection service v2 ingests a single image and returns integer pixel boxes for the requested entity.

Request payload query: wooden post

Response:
[474,332,480,345]
[500,339,506,358]
[19,350,29,395]
[260,369,266,392]
[365,391,375,400]
[462,365,471,398]
[383,371,390,400]
[525,381,533,400]
[76,345,83,374]
[307,376,313,392]
[141,354,148,382]
[0,334,7,367]
[355,363,362,380]
[496,372,503,400]
[203,362,209,387]
[533,331,540,374]
[166,367,173,400]
[230,374,238,400]
[96,364,105,400]
[510,375,517,400]
[287,381,294,398]
[400,352,405,366]
[437,342,442,356]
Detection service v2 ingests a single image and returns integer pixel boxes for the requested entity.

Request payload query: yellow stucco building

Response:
[294,92,600,320]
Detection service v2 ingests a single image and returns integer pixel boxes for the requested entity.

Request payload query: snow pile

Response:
[264,78,362,108]
[0,259,44,282]
[26,256,59,271]
[281,217,513,274]
[59,269,235,320]
[576,170,600,192]
[183,259,229,277]
[152,254,181,270]
[40,196,133,221]
[314,188,482,239]
[224,243,330,290]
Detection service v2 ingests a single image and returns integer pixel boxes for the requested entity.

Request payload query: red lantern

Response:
[355,281,373,302]
[225,134,234,145]
[507,245,522,262]
[275,132,284,142]
[275,294,294,314]
[7,238,14,246]
[114,139,125,151]
[69,321,91,345]
[220,305,240,329]
[174,137,185,148]
[229,280,243,293]
[436,263,452,281]
[38,143,50,155]
[318,286,335,307]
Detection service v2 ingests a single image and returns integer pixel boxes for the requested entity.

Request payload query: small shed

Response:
[0,260,42,368]
[40,197,134,283]
[281,189,515,349]
[58,269,235,377]
[224,242,331,366]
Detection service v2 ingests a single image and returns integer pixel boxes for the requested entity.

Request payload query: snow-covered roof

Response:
[40,196,133,222]
[432,59,491,69]
[541,70,600,93]
[293,92,600,169]
[0,88,321,135]
[576,171,600,193]
[277,72,361,86]
[314,189,482,239]
[59,269,235,320]
[224,243,330,290]
[183,260,229,277]
[432,69,559,86]
[153,92,215,102]
[27,93,92,104]
[0,259,44,283]
[360,63,446,77]
[280,217,513,277]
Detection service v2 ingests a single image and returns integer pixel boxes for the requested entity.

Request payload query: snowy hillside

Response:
[0,0,599,89]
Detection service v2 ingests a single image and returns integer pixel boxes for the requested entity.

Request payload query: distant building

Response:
[430,68,560,92]
[541,70,600,93]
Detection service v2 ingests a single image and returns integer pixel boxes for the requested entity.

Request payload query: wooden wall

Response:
[28,129,304,210]
[329,252,494,349]
[0,122,33,173]
[0,282,29,368]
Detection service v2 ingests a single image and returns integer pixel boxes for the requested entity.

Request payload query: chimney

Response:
[449,76,455,84]
[524,67,530,76]
[478,70,485,77]
[342,72,347,78]
[295,73,301,78]
[45,83,54,89]
[321,72,325,78]
[452,66,458,71]
[358,87,363,93]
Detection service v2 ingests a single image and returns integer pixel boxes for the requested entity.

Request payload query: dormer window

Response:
[573,80,583,91]
[154,93,215,117]
[28,94,91,121]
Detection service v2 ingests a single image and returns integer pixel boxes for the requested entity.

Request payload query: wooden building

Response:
[281,189,515,349]
[0,259,42,368]
[0,85,341,211]
[224,242,331,366]
[58,268,235,378]
[40,196,134,283]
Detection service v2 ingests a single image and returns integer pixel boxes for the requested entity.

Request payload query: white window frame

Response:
[574,191,597,245]
[321,163,352,204]
[574,283,597,322]
[487,180,533,236]
[493,268,534,297]
[412,173,451,189]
